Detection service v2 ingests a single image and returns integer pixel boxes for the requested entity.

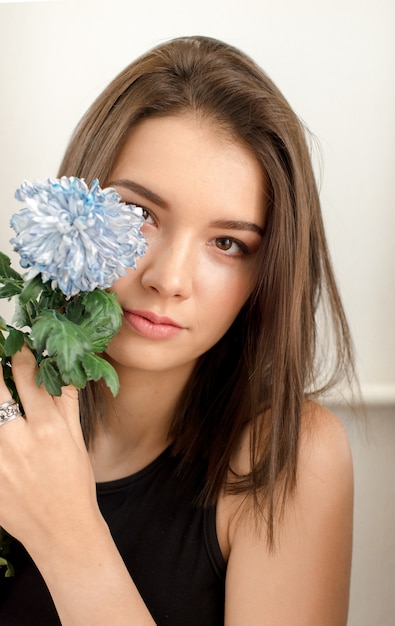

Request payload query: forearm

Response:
[28,515,156,626]
[0,350,154,623]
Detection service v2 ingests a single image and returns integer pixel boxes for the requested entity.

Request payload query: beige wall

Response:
[334,404,395,626]
[1,2,394,624]
[1,0,394,403]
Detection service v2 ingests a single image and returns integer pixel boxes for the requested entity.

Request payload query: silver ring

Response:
[0,400,22,426]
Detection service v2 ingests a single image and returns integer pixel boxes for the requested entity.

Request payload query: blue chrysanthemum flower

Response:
[10,177,147,297]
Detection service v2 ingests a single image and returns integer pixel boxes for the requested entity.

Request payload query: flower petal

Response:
[10,177,147,297]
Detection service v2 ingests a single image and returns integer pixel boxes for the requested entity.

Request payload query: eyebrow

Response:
[109,178,264,236]
[209,219,264,237]
[108,178,169,209]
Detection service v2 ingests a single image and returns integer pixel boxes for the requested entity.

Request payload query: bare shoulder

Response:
[298,401,353,484]
[219,402,354,626]
[228,400,353,482]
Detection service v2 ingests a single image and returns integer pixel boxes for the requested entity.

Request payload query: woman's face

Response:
[105,114,266,376]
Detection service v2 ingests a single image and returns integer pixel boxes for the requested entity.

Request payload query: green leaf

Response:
[12,298,38,328]
[82,289,122,323]
[12,301,31,329]
[35,358,63,396]
[78,290,122,352]
[0,282,23,299]
[1,357,19,404]
[82,352,119,396]
[18,274,45,305]
[0,525,15,577]
[0,325,22,402]
[4,327,25,356]
[0,251,23,282]
[0,316,8,332]
[0,252,24,300]
[37,283,68,312]
[30,311,91,377]
[61,359,88,390]
[5,562,15,577]
[0,556,14,577]
[64,294,90,325]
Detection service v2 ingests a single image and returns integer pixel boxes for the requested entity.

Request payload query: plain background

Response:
[0,1,394,624]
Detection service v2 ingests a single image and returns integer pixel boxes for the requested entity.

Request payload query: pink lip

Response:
[123,309,184,340]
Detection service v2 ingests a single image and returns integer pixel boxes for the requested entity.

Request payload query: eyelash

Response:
[128,205,250,256]
[141,207,156,224]
[211,237,249,256]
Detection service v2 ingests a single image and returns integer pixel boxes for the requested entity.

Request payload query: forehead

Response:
[111,114,267,226]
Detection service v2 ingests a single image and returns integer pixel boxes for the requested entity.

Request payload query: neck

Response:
[89,360,194,482]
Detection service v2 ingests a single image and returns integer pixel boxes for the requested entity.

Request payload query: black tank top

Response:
[0,447,226,625]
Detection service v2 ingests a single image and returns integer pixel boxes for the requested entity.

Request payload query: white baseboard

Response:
[323,384,395,407]
[359,384,395,406]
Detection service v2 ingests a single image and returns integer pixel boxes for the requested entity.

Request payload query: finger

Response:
[53,385,85,447]
[11,344,50,420]
[0,361,12,400]
[0,361,24,430]
[12,345,84,446]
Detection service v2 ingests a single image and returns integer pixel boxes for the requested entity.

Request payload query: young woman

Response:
[0,36,355,625]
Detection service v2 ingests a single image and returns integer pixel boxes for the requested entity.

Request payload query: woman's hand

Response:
[0,345,155,625]
[0,344,98,552]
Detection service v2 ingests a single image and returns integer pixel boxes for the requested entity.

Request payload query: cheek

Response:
[109,267,140,297]
[203,260,255,304]
[196,272,253,333]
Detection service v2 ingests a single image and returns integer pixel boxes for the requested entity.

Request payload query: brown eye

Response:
[215,237,233,251]
[211,237,249,256]
[209,237,248,256]
[141,208,155,224]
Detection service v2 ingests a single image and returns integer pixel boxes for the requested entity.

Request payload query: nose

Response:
[140,232,193,299]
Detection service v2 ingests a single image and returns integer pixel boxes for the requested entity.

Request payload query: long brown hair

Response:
[59,36,355,544]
